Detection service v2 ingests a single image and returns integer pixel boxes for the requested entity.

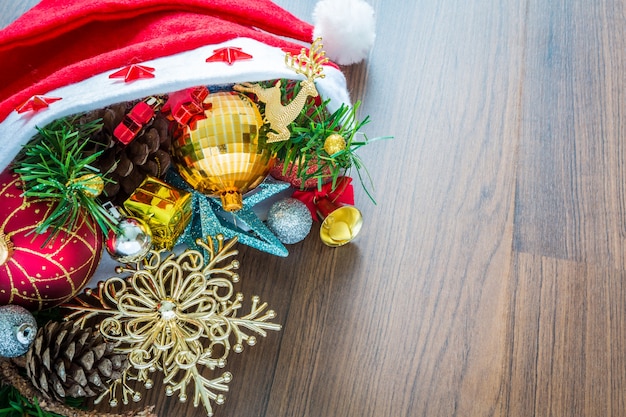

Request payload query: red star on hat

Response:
[109,64,156,82]
[206,47,253,65]
[15,96,62,113]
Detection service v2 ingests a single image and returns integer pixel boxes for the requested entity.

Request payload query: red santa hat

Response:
[0,0,375,170]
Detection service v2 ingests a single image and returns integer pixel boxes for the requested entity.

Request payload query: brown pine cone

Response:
[81,100,173,206]
[2,359,157,417]
[25,321,128,401]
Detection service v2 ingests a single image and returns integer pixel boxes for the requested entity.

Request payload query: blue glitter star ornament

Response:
[166,170,290,257]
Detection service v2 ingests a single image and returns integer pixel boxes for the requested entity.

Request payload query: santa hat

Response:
[0,0,375,171]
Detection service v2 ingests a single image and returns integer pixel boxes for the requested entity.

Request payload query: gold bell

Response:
[315,197,363,247]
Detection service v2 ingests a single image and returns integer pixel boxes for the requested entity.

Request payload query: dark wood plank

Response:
[514,0,626,268]
[269,0,525,416]
[504,253,626,416]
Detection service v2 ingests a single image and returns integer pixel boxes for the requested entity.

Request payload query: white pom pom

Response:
[313,0,376,65]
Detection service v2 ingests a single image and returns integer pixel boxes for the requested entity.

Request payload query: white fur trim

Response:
[0,38,350,171]
[313,0,376,65]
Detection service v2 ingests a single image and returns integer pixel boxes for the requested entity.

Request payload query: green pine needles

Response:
[0,384,80,417]
[268,96,384,201]
[295,100,369,188]
[13,116,117,241]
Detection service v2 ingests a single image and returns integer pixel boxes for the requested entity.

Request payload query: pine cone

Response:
[25,321,128,401]
[81,100,173,206]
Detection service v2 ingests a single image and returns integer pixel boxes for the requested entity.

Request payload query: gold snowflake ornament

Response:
[64,235,281,416]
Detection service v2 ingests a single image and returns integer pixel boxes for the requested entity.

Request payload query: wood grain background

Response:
[3,0,626,415]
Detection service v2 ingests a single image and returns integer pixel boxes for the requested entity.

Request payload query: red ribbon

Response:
[292,176,354,221]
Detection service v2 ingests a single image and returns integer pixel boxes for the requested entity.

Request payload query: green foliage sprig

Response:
[271,101,389,203]
[272,99,368,187]
[0,384,82,417]
[13,116,117,242]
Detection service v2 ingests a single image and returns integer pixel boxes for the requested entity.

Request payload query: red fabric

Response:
[0,0,315,122]
[292,176,355,221]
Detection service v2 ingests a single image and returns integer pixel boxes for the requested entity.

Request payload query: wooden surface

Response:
[3,0,626,415]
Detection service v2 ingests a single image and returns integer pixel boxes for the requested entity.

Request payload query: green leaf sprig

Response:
[264,92,391,202]
[13,116,117,242]
[0,383,83,417]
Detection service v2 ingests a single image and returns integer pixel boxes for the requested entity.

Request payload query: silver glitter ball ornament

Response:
[106,217,153,263]
[0,304,37,358]
[266,198,312,244]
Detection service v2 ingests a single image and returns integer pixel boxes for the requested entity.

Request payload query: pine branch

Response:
[263,96,388,200]
[13,116,118,241]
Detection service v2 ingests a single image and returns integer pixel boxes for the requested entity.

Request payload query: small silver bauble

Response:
[266,198,312,244]
[0,304,37,358]
[106,217,153,263]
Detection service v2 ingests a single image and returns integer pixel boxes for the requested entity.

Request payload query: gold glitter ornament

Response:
[64,235,281,416]
[172,92,275,212]
[69,173,105,198]
[323,133,347,156]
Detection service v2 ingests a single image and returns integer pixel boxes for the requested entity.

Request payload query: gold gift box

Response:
[123,176,192,250]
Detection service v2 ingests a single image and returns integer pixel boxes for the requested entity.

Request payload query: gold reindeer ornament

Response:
[234,38,329,143]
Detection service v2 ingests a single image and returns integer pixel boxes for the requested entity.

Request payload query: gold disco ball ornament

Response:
[172,91,275,211]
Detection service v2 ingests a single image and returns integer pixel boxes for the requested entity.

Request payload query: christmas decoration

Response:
[317,198,363,247]
[64,236,281,416]
[83,103,173,206]
[266,198,313,244]
[12,116,117,239]
[270,158,333,189]
[291,177,363,246]
[172,91,275,212]
[108,64,156,83]
[0,359,157,417]
[162,86,210,126]
[206,47,253,65]
[0,305,37,358]
[265,99,383,197]
[0,168,104,310]
[323,133,347,155]
[105,217,153,264]
[291,176,363,246]
[234,38,327,144]
[25,320,128,401]
[0,0,388,416]
[0,0,367,172]
[123,176,192,251]
[113,97,163,145]
[293,176,356,220]
[15,95,62,114]
[168,171,290,257]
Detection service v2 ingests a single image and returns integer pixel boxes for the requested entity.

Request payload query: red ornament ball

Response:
[0,169,104,310]
[270,159,332,190]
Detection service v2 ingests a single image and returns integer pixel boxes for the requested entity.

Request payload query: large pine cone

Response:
[81,100,173,206]
[25,321,127,401]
